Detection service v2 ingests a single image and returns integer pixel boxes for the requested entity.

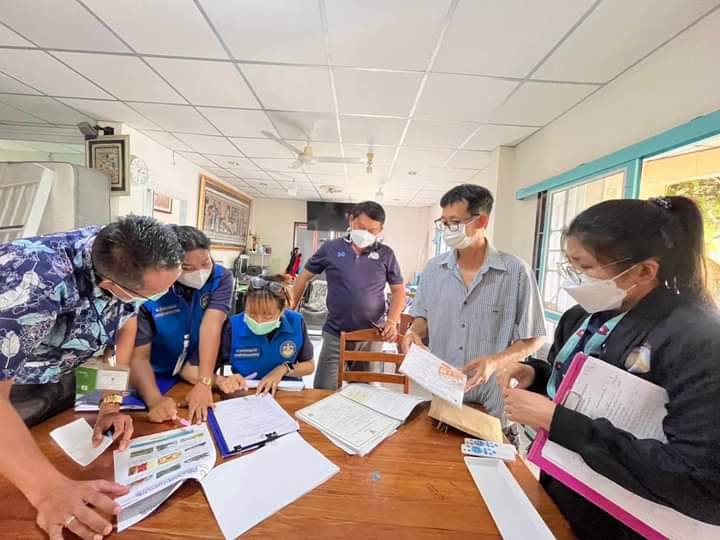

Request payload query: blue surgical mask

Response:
[244,313,280,335]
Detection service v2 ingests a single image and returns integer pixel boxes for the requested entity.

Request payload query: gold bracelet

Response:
[100,393,123,406]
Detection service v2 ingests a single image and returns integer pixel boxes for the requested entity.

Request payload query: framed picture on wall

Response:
[86,135,130,196]
[153,192,173,214]
[197,175,252,249]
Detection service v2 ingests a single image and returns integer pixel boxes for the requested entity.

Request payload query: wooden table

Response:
[0,385,574,539]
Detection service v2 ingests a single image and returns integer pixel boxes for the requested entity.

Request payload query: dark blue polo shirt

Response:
[304,237,404,337]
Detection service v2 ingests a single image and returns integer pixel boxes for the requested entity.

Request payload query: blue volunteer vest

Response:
[146,264,225,376]
[230,309,303,378]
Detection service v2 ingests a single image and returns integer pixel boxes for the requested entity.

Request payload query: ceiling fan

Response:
[261,131,375,173]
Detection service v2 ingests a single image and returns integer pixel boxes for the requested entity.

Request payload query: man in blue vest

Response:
[132,226,234,423]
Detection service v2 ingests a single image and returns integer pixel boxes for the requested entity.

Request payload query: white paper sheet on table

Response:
[399,344,466,407]
[243,379,305,392]
[201,432,339,539]
[465,457,555,540]
[339,383,427,422]
[50,418,113,467]
[212,394,298,449]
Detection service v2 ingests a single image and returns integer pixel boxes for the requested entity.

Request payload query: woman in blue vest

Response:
[215,275,314,396]
[494,197,720,539]
[131,226,235,424]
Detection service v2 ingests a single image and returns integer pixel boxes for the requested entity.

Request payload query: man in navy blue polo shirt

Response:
[291,201,406,390]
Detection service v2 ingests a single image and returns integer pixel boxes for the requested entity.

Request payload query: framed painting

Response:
[153,192,173,214]
[86,135,130,196]
[197,175,251,249]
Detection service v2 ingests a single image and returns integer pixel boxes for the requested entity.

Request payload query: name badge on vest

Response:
[172,334,190,376]
[233,347,261,358]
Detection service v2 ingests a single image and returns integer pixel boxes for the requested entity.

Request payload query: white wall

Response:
[495,9,720,264]
[252,198,306,274]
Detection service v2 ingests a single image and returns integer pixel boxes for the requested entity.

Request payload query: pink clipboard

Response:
[526,353,668,540]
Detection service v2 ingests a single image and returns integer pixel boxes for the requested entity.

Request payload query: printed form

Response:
[399,344,466,407]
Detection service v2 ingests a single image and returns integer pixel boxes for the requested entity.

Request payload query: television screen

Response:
[307,201,354,231]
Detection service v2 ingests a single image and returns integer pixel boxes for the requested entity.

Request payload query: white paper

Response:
[244,379,305,392]
[564,356,668,441]
[114,424,215,530]
[465,457,555,540]
[399,344,466,407]
[213,394,298,449]
[541,441,720,540]
[96,367,130,391]
[50,418,113,467]
[295,393,399,455]
[201,432,339,539]
[116,482,182,531]
[339,383,427,422]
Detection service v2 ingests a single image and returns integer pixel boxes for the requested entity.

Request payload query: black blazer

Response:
[526,287,720,539]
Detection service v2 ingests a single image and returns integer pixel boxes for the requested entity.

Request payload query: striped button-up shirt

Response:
[409,245,545,417]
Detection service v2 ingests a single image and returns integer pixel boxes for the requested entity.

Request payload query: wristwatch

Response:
[199,376,213,386]
[100,393,123,406]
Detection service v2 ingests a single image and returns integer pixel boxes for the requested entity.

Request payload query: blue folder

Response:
[74,376,178,411]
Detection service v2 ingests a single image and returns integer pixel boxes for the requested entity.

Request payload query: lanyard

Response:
[547,312,626,399]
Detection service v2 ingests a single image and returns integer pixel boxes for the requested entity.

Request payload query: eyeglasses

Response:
[249,276,286,296]
[557,257,634,285]
[433,214,480,232]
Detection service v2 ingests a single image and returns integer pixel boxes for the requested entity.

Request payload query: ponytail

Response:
[565,196,713,306]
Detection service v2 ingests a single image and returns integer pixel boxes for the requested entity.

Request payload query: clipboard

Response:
[207,408,283,457]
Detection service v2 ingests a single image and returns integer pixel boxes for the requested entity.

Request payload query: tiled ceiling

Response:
[0,0,717,206]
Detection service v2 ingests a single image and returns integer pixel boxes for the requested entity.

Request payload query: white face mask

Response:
[561,265,637,313]
[443,224,472,250]
[177,268,211,289]
[350,229,376,249]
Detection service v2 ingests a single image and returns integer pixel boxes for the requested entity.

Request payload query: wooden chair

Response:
[338,328,410,393]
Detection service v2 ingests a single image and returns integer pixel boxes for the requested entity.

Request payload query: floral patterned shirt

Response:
[0,227,135,384]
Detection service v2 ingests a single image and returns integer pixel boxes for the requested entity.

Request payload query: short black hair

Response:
[350,201,386,225]
[170,225,210,252]
[440,184,494,215]
[92,215,183,288]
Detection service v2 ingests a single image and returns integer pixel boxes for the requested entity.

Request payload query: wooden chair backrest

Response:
[338,328,409,393]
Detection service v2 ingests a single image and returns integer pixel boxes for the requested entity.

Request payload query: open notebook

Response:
[295,384,427,456]
[528,353,720,540]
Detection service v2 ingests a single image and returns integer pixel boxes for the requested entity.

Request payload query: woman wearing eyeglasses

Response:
[497,196,720,538]
[214,275,315,396]
[130,226,235,424]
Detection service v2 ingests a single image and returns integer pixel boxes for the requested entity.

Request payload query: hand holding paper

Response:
[399,344,466,407]
[50,418,113,467]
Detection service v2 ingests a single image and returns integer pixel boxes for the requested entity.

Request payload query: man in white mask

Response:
[401,184,545,419]
[292,201,406,390]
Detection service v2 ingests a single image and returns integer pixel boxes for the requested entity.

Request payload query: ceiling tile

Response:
[490,81,598,126]
[241,174,275,184]
[59,98,160,130]
[395,146,454,167]
[326,0,452,70]
[344,144,395,164]
[0,95,92,124]
[303,162,348,176]
[0,0,130,52]
[340,116,406,145]
[533,0,718,83]
[203,154,252,168]
[463,124,538,150]
[201,0,325,64]
[54,52,184,103]
[403,119,477,147]
[434,0,593,78]
[0,24,34,46]
[0,101,47,123]
[0,73,41,95]
[198,108,275,138]
[230,138,296,159]
[415,73,518,122]
[267,112,338,141]
[0,50,111,98]
[333,70,421,116]
[146,58,258,108]
[140,130,193,151]
[203,166,232,177]
[422,167,479,181]
[173,133,239,154]
[346,164,389,179]
[242,64,333,112]
[250,158,298,172]
[447,150,492,169]
[178,151,218,168]
[84,0,227,58]
[130,103,218,134]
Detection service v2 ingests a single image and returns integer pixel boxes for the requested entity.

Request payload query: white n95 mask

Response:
[443,225,472,250]
[177,268,211,289]
[561,265,637,313]
[350,229,376,249]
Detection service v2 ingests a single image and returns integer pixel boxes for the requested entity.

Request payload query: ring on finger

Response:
[64,515,76,528]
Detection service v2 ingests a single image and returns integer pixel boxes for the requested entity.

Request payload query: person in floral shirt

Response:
[0,215,182,540]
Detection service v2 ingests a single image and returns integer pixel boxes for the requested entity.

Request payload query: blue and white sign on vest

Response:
[145,264,224,376]
[230,309,303,378]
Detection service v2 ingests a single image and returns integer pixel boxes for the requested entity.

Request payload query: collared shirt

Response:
[304,237,404,336]
[0,227,136,384]
[409,245,545,415]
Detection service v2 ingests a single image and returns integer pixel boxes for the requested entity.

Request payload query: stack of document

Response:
[296,383,427,455]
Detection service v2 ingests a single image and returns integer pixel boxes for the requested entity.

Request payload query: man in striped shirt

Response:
[401,184,546,418]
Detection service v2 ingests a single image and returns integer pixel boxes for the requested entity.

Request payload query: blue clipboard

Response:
[207,407,283,459]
